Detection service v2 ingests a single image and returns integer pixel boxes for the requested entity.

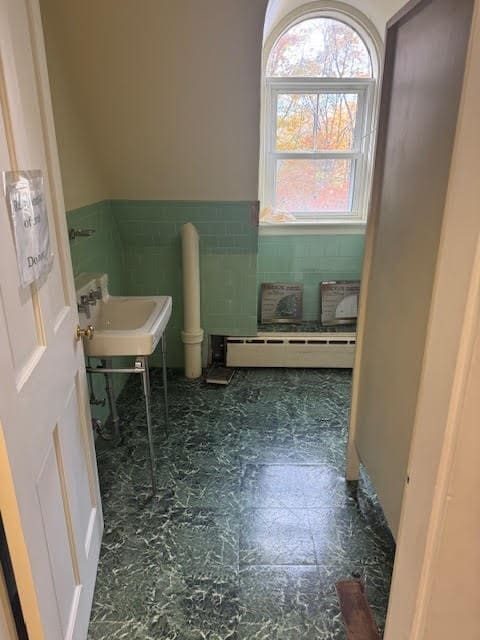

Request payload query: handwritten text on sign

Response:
[5,171,53,287]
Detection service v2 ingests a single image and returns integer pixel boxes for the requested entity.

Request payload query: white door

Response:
[0,1,103,639]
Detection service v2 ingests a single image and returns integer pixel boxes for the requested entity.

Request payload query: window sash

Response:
[274,157,357,217]
[273,152,361,160]
[264,78,374,221]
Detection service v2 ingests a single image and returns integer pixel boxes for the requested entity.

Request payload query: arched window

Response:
[261,11,380,228]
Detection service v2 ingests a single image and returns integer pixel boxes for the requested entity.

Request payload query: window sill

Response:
[259,220,367,236]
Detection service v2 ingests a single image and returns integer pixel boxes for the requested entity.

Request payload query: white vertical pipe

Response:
[181,223,204,378]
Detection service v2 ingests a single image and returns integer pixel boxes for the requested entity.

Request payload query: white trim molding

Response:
[259,220,366,235]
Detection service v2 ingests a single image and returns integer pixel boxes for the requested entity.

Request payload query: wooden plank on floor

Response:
[336,579,381,640]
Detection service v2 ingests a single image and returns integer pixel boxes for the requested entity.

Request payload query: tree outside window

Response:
[262,16,378,227]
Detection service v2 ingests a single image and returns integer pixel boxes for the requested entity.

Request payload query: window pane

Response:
[268,18,372,78]
[317,93,358,150]
[276,159,353,212]
[276,93,359,151]
[276,94,316,151]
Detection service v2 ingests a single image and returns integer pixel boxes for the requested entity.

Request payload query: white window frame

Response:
[265,78,375,223]
[260,6,383,236]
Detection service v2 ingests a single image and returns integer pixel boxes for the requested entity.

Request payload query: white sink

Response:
[75,273,172,357]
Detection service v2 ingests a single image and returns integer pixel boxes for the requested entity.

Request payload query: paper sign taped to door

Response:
[4,171,53,287]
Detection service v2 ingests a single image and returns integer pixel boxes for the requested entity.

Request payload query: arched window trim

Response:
[259,2,383,235]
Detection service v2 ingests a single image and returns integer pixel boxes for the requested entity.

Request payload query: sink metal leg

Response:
[103,358,120,442]
[161,333,169,436]
[139,356,157,495]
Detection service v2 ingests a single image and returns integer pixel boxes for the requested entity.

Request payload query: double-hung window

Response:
[262,16,378,228]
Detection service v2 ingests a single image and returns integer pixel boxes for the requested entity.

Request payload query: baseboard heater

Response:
[226,332,356,368]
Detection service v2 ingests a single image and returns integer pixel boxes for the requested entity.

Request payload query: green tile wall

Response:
[257,235,365,321]
[68,200,126,294]
[67,203,362,381]
[67,200,129,424]
[113,200,259,368]
[67,199,259,408]
[68,200,259,371]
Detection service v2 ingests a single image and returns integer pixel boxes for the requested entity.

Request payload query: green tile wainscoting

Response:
[66,203,365,425]
[67,200,259,379]
[257,235,365,322]
[68,200,129,424]
[115,200,259,369]
[68,200,126,295]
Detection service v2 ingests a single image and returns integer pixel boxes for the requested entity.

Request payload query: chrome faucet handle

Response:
[77,300,91,319]
[84,292,98,305]
[92,286,102,300]
[87,290,97,304]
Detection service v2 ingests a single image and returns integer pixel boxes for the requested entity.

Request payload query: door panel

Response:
[58,385,98,563]
[36,441,78,636]
[352,0,474,537]
[0,0,103,638]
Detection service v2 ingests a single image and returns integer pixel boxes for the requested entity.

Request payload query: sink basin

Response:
[75,273,172,357]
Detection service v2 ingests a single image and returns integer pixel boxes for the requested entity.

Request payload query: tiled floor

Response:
[88,368,395,640]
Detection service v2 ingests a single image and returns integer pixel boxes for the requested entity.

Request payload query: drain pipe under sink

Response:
[181,222,204,378]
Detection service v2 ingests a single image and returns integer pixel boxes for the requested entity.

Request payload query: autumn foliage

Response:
[267,18,372,215]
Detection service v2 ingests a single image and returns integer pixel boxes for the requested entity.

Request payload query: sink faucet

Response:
[88,286,102,302]
[78,294,95,318]
[77,287,102,319]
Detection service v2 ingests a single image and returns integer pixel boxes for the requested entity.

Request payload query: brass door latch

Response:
[76,324,95,340]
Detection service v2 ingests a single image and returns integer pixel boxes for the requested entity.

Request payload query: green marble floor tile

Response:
[239,508,316,566]
[238,565,346,640]
[88,368,394,639]
[87,619,159,640]
[238,597,345,640]
[240,463,353,509]
[155,569,240,639]
[172,471,240,512]
[310,506,395,567]
[238,428,348,466]
[168,450,240,478]
[239,565,323,616]
[91,566,240,640]
[161,509,240,574]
